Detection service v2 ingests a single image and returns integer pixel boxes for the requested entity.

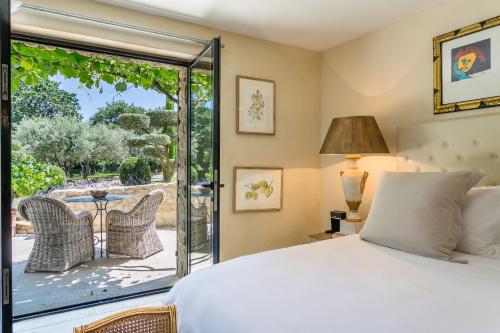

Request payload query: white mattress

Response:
[164,235,500,333]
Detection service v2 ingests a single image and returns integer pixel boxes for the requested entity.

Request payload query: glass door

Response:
[1,0,13,331]
[187,37,220,273]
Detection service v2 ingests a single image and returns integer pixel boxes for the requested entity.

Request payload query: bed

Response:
[165,114,500,332]
[165,235,500,333]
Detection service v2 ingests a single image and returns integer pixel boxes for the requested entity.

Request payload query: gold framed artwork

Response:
[236,75,276,135]
[233,167,283,212]
[434,15,500,114]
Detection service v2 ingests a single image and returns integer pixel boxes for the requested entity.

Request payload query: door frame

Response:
[186,37,221,273]
[6,34,193,322]
[1,0,13,331]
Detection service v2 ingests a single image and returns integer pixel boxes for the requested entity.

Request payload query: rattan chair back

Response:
[73,306,176,333]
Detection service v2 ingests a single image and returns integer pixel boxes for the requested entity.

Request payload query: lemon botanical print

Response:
[245,180,274,200]
[234,167,282,211]
[247,89,265,121]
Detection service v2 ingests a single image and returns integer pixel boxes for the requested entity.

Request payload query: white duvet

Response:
[165,235,500,333]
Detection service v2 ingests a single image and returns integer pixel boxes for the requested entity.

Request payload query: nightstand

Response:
[308,232,345,243]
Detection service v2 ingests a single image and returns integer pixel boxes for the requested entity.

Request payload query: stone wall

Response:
[49,183,177,232]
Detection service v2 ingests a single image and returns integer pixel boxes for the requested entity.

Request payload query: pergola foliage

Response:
[11,41,179,103]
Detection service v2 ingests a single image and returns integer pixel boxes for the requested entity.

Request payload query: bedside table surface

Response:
[309,232,345,242]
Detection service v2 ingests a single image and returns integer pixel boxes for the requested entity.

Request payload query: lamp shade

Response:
[320,116,389,155]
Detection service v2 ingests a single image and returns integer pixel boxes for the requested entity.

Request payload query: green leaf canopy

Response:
[12,79,82,124]
[90,101,146,126]
[11,41,179,102]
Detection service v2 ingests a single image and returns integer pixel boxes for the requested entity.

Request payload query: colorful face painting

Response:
[451,39,491,82]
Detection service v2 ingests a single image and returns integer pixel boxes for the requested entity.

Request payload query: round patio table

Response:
[64,194,131,258]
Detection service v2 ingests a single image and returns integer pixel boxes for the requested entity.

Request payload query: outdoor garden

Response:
[9,41,213,316]
[11,41,180,201]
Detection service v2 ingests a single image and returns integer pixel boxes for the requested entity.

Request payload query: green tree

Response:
[12,79,81,124]
[190,72,214,183]
[118,109,177,182]
[89,101,146,126]
[10,42,183,180]
[14,117,92,177]
[83,124,129,177]
[15,117,130,178]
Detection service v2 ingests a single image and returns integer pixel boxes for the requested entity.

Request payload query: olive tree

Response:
[14,117,91,177]
[118,108,177,182]
[82,124,129,178]
[14,117,129,178]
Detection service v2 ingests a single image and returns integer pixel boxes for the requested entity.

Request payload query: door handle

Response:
[200,182,225,189]
[200,182,214,190]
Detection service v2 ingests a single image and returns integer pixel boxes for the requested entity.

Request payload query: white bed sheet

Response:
[164,235,500,333]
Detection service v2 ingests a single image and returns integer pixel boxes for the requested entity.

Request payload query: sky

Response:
[53,74,167,121]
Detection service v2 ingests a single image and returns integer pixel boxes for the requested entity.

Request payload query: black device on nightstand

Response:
[326,210,346,233]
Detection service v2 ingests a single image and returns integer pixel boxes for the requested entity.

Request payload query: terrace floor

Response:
[12,227,211,317]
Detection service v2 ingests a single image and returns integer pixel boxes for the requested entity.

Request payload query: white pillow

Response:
[360,171,483,261]
[456,186,500,258]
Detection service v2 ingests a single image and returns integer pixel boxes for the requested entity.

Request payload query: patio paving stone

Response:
[13,227,178,317]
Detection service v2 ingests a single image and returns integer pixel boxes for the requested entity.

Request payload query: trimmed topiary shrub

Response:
[118,157,152,186]
[118,108,176,182]
[145,133,171,146]
[117,113,150,131]
[127,137,148,148]
[146,109,177,128]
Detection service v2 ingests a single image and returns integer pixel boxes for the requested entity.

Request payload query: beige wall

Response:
[320,0,500,231]
[18,0,490,259]
[15,0,322,260]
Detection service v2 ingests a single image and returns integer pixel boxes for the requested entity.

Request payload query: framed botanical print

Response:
[434,15,500,114]
[236,75,276,135]
[233,167,283,212]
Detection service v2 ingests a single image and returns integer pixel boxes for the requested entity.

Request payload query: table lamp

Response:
[320,116,389,222]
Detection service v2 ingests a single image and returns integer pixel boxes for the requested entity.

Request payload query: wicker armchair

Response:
[106,190,165,259]
[18,197,95,273]
[73,306,177,333]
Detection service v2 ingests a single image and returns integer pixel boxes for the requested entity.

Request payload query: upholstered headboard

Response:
[397,113,500,187]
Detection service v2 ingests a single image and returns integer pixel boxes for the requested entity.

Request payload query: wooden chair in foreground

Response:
[73,306,177,333]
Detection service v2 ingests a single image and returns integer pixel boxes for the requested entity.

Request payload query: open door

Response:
[0,0,12,331]
[179,37,220,276]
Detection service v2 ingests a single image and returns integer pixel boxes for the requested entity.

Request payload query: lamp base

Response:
[340,155,368,223]
[346,210,363,222]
